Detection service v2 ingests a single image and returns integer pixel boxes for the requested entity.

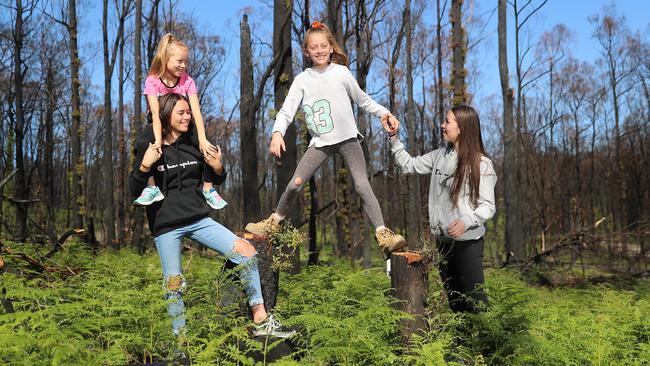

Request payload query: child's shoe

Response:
[245,214,283,237]
[375,227,407,257]
[203,187,227,209]
[133,185,164,206]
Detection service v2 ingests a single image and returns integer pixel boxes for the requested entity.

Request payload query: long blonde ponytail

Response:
[148,33,189,77]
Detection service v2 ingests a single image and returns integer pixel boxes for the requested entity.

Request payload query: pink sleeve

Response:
[185,74,198,96]
[143,75,159,96]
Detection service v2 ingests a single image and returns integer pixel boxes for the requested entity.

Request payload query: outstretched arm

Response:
[343,67,390,119]
[383,115,437,175]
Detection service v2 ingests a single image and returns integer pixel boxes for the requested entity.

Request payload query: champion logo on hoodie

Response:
[157,160,200,171]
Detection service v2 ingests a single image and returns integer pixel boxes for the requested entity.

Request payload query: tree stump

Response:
[390,252,428,341]
[240,232,279,310]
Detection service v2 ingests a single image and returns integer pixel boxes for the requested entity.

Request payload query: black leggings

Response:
[436,237,488,313]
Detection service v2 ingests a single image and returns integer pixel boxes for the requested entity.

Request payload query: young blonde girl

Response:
[133,33,226,209]
[245,22,406,255]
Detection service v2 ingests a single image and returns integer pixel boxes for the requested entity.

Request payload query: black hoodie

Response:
[129,125,226,236]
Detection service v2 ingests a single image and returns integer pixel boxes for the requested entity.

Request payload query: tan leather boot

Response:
[375,227,407,256]
[245,214,283,237]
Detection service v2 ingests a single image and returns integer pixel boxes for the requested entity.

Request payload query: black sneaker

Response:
[252,314,296,339]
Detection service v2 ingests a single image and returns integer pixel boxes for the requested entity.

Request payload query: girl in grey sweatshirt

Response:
[245,21,406,255]
[385,105,497,312]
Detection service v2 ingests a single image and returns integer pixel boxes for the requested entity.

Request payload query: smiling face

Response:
[164,46,188,80]
[441,110,461,146]
[304,32,333,69]
[169,99,192,135]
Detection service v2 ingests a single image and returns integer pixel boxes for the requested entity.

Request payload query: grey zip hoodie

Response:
[390,137,497,241]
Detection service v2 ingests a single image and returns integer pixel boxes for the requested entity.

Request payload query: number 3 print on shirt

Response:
[303,99,333,135]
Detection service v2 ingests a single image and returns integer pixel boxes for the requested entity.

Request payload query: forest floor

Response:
[0,239,648,365]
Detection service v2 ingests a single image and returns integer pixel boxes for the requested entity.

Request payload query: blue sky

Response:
[78,0,650,112]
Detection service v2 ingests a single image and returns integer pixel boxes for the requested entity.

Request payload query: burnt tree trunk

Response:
[102,0,114,248]
[499,0,521,262]
[68,0,84,230]
[273,0,299,273]
[450,0,467,106]
[12,0,27,242]
[404,0,422,247]
[44,59,56,238]
[299,0,320,266]
[117,25,126,248]
[435,0,444,148]
[131,0,145,252]
[100,0,130,248]
[327,0,351,259]
[353,1,389,266]
[239,14,261,226]
[242,233,279,310]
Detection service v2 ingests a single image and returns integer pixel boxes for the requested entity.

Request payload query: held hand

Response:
[205,145,223,171]
[270,132,286,158]
[141,143,162,170]
[447,219,466,239]
[199,139,218,158]
[381,113,400,135]
[153,138,163,154]
[388,115,400,134]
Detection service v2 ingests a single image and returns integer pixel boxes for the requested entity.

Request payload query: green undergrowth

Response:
[0,239,648,365]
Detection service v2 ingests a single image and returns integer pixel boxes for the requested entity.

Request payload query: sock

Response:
[272,213,284,221]
[375,226,386,233]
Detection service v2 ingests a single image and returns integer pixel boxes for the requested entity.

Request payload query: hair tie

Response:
[311,21,325,29]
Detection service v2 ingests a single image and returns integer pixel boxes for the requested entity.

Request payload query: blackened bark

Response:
[450,0,467,106]
[239,14,261,226]
[498,0,522,262]
[68,0,84,230]
[13,0,27,242]
[132,0,145,252]
[274,0,299,273]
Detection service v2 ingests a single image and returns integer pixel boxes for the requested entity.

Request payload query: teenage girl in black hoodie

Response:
[129,93,294,338]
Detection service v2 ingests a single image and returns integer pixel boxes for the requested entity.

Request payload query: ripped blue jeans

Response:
[154,217,264,336]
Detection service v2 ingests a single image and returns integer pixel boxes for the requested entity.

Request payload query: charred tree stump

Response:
[240,233,279,311]
[235,232,294,361]
[390,252,428,341]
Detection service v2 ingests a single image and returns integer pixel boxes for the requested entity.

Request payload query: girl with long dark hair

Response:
[384,105,497,312]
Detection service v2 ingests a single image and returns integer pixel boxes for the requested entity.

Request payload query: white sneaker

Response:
[252,314,296,339]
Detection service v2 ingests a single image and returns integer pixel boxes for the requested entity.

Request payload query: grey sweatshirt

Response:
[390,138,497,241]
[272,63,389,147]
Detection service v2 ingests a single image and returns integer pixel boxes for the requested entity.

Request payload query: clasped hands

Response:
[379,112,467,238]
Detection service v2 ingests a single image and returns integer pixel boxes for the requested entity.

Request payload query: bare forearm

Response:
[189,95,208,143]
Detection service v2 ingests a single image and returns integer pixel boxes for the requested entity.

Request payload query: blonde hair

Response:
[148,33,189,77]
[304,21,348,67]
